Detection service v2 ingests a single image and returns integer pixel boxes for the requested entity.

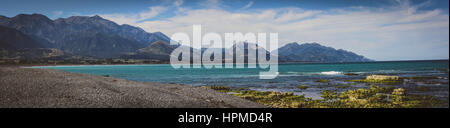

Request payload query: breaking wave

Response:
[320,71,342,75]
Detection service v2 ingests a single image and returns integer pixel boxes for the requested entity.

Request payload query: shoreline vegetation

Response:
[205,86,446,108]
[204,74,448,108]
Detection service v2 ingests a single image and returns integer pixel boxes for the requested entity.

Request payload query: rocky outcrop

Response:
[366,75,400,81]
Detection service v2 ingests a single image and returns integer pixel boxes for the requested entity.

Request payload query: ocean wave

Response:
[320,71,342,75]
[280,71,343,76]
[279,72,306,76]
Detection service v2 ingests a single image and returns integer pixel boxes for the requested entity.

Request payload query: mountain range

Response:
[0,13,372,62]
[277,43,372,62]
[0,13,169,59]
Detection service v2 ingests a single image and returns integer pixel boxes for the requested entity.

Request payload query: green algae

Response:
[335,84,351,89]
[297,85,309,90]
[203,86,231,93]
[417,85,432,91]
[316,79,329,83]
[346,79,402,84]
[214,85,445,108]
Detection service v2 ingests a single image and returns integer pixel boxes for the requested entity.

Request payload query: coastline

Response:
[2,61,448,108]
[0,66,265,108]
[14,59,449,67]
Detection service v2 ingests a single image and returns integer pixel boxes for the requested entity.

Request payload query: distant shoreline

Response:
[18,59,449,68]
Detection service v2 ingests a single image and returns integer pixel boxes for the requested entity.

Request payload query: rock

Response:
[392,88,405,95]
[366,75,399,81]
[282,92,294,96]
[203,86,231,91]
[297,85,308,90]
[226,92,240,95]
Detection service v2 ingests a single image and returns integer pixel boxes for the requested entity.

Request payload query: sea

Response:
[32,60,449,100]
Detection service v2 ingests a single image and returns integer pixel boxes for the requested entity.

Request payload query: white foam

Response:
[320,71,342,75]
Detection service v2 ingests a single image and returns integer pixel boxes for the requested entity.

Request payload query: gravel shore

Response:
[0,67,265,108]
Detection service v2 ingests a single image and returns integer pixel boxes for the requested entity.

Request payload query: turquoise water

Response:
[32,60,449,99]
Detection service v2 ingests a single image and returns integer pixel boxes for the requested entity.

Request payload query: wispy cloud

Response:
[101,0,449,60]
[139,6,167,20]
[52,11,63,17]
[100,6,167,25]
[241,1,254,9]
[173,0,183,7]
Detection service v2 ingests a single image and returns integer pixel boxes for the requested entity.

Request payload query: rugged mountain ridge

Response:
[277,42,372,62]
[0,26,71,59]
[0,13,170,58]
[120,40,179,61]
[0,26,44,49]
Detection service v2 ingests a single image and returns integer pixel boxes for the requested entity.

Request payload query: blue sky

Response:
[1,0,448,19]
[0,0,449,61]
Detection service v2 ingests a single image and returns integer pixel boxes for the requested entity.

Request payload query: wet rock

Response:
[366,75,399,81]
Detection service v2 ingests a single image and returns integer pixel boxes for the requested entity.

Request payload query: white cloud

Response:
[241,1,254,9]
[273,8,322,23]
[174,0,183,7]
[101,0,449,60]
[53,11,63,17]
[139,6,167,20]
[100,6,167,25]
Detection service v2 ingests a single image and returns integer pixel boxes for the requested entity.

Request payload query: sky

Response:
[0,0,449,61]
